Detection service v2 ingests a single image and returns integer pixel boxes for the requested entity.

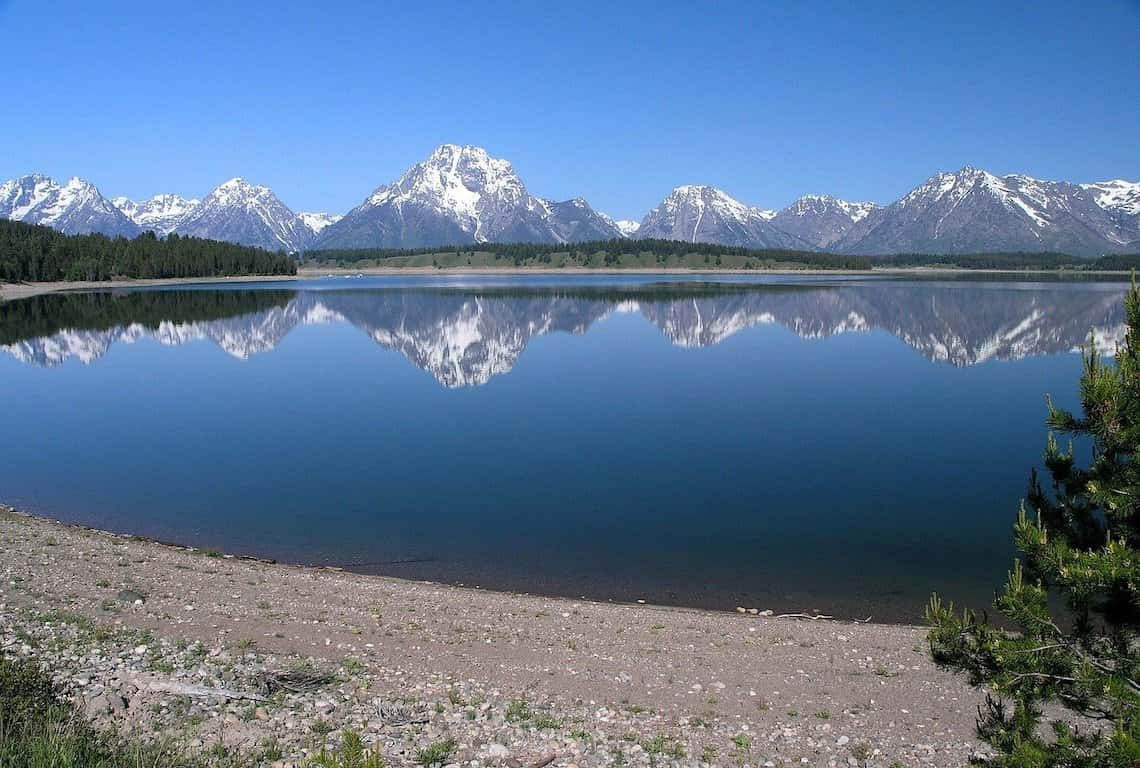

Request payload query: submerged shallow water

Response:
[0,274,1128,621]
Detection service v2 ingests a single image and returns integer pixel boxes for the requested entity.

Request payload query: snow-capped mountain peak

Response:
[891,166,1064,230]
[175,177,311,251]
[785,194,878,223]
[8,158,1138,256]
[298,212,342,235]
[315,144,621,248]
[769,194,882,249]
[113,193,199,235]
[211,177,267,204]
[364,144,528,239]
[846,166,1136,255]
[658,186,753,228]
[597,212,639,238]
[636,184,807,249]
[897,167,983,207]
[0,173,139,237]
[1081,179,1140,217]
[0,174,61,220]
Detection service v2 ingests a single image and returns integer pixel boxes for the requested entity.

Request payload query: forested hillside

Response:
[303,239,1140,272]
[877,251,1140,270]
[0,219,296,282]
[302,238,873,271]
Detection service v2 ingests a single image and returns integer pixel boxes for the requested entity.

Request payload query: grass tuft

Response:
[414,738,456,767]
[0,652,228,766]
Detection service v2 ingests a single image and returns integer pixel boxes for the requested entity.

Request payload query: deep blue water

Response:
[0,274,1129,621]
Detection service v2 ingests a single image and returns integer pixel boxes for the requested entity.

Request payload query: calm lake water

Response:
[0,274,1129,621]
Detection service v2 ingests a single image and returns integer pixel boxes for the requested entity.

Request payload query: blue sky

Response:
[2,0,1137,218]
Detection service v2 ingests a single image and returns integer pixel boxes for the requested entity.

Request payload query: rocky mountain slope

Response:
[297,211,341,235]
[174,178,313,252]
[769,195,879,249]
[1080,180,1140,247]
[610,218,640,237]
[313,145,622,249]
[635,185,805,249]
[4,156,1137,255]
[112,194,199,235]
[0,175,139,237]
[838,168,1136,256]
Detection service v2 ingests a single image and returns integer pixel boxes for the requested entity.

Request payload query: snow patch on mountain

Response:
[316,144,620,248]
[0,174,58,220]
[613,219,640,236]
[784,195,878,223]
[298,212,342,235]
[844,166,1135,255]
[365,144,526,242]
[113,194,199,235]
[636,185,807,249]
[8,159,1138,254]
[0,175,140,237]
[175,178,312,251]
[1082,180,1140,216]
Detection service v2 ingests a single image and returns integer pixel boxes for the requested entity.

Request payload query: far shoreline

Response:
[1,264,1133,302]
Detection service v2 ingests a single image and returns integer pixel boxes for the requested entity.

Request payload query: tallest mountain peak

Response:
[421,145,512,177]
[313,145,622,249]
[429,143,492,160]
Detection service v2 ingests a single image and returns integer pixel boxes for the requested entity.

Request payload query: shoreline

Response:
[0,505,897,626]
[2,265,1132,301]
[0,273,301,302]
[0,505,986,766]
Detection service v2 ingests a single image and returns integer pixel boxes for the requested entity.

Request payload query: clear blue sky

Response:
[2,0,1137,218]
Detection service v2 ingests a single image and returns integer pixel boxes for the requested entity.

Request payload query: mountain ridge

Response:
[3,149,1137,255]
[313,144,623,249]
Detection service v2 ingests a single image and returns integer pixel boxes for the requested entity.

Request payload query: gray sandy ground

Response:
[0,508,989,766]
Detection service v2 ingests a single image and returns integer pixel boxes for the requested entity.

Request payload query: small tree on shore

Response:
[927,283,1140,767]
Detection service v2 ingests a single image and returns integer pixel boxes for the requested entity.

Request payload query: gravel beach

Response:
[0,506,988,766]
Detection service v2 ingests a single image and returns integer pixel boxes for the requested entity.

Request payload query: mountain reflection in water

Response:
[1,276,1132,620]
[1,280,1128,387]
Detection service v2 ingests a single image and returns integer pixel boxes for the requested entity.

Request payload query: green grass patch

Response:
[310,729,385,768]
[640,734,686,759]
[414,738,456,767]
[0,652,227,766]
[505,698,532,723]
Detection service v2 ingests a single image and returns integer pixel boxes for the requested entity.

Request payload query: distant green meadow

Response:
[302,239,1140,273]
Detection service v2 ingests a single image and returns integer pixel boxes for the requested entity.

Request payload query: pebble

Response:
[0,506,987,768]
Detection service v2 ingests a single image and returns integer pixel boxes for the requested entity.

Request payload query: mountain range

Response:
[2,145,1137,256]
[2,283,1128,386]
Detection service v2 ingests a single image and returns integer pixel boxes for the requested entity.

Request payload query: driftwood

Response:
[774,613,873,623]
[124,673,267,702]
[375,699,431,726]
[253,668,336,695]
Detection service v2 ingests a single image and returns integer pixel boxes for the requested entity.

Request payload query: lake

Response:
[0,274,1128,622]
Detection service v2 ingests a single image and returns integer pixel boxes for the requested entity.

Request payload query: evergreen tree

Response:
[927,283,1140,766]
[0,219,296,283]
